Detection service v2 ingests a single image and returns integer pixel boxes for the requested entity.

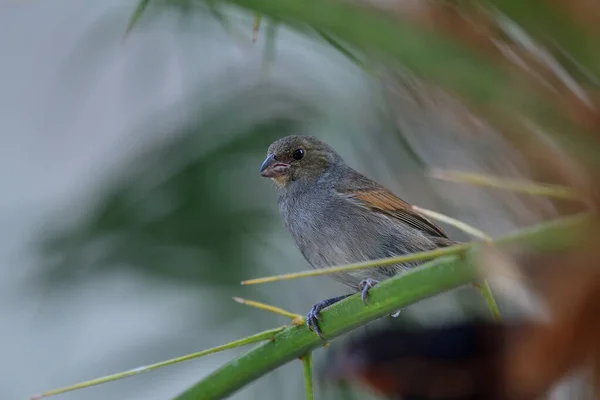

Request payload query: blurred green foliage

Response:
[38,83,318,289]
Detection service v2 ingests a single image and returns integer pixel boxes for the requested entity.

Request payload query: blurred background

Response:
[1,0,598,399]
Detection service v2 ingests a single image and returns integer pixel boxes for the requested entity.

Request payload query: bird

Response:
[260,135,455,338]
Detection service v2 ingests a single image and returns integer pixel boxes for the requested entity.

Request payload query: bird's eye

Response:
[293,149,305,160]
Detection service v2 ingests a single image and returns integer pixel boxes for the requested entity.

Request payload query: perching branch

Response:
[31,214,591,400]
[175,254,474,400]
[31,326,286,399]
[173,213,592,400]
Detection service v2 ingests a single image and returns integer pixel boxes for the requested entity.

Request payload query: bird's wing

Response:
[340,187,449,239]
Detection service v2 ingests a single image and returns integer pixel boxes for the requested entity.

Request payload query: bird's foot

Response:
[358,278,380,304]
[306,295,351,340]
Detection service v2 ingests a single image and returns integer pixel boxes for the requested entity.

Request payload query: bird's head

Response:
[260,135,342,187]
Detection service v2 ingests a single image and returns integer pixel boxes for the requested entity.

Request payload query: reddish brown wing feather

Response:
[349,189,449,239]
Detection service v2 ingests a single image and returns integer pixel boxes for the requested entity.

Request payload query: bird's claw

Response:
[305,295,351,340]
[358,278,380,304]
[306,304,326,340]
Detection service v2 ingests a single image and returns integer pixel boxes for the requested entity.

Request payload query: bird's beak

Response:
[260,154,290,178]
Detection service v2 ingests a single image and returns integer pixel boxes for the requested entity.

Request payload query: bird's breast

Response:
[276,183,441,288]
[278,189,394,271]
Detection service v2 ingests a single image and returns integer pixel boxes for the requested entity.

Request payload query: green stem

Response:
[175,254,475,400]
[125,0,150,36]
[488,0,600,78]
[242,243,470,285]
[31,326,285,400]
[301,353,314,400]
[173,213,591,400]
[261,19,279,77]
[252,13,262,42]
[476,280,502,321]
[429,169,582,201]
[242,212,591,286]
[315,29,368,71]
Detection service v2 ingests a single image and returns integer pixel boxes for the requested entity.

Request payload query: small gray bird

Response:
[260,135,455,338]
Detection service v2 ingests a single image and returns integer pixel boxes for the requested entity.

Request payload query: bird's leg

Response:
[307,294,352,340]
[358,278,380,304]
